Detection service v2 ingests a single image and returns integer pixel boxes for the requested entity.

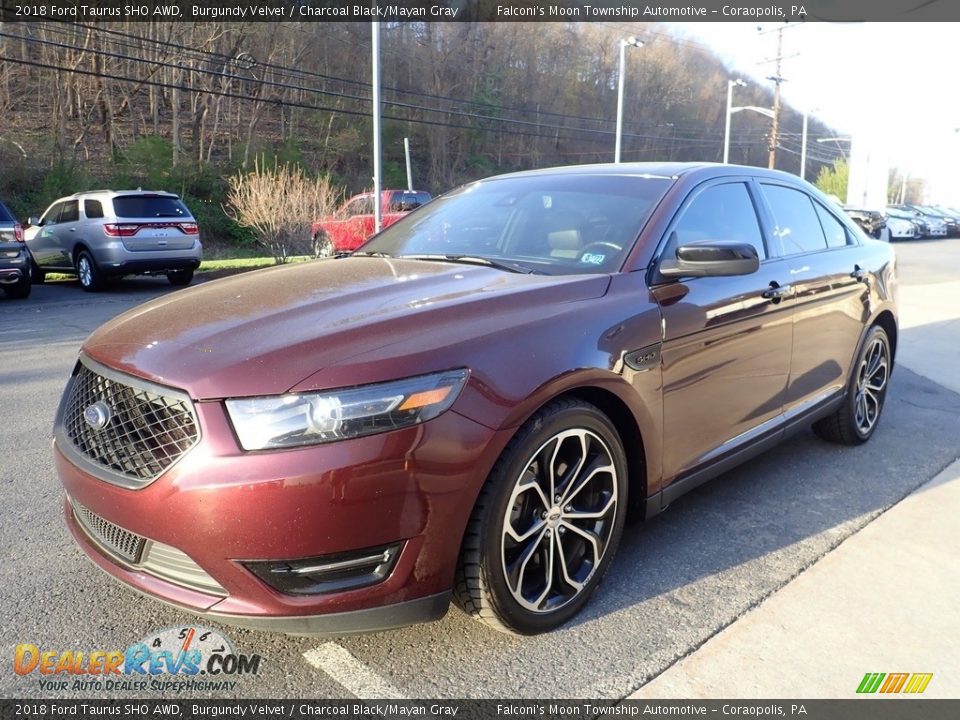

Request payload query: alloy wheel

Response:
[854,336,889,435]
[500,428,619,613]
[78,256,92,287]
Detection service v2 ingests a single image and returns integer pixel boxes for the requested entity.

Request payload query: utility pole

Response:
[767,26,784,170]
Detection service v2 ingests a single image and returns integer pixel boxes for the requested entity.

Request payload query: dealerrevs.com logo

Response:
[856,672,933,694]
[14,626,261,693]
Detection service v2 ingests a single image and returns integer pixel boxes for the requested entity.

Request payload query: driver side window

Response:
[41,202,64,226]
[667,183,767,261]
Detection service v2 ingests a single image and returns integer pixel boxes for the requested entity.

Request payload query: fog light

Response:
[244,543,402,595]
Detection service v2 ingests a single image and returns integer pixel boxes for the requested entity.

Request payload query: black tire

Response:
[3,272,31,299]
[813,325,891,445]
[454,398,629,635]
[313,232,334,258]
[30,258,45,285]
[167,269,194,286]
[76,250,104,292]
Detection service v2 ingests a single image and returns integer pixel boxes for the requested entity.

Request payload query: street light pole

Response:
[371,21,383,234]
[800,110,809,181]
[723,79,747,164]
[615,36,643,164]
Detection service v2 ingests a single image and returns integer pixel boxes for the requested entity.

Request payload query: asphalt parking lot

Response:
[2,239,958,699]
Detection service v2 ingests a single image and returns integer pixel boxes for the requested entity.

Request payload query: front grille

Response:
[73,502,146,563]
[72,500,226,597]
[61,359,199,486]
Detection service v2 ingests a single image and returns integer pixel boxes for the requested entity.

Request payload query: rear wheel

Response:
[167,269,194,286]
[76,251,103,292]
[454,399,628,635]
[813,325,891,445]
[3,271,31,299]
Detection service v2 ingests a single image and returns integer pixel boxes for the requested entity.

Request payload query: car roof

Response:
[482,161,814,186]
[67,189,179,198]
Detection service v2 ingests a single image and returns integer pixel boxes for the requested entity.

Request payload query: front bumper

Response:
[57,399,510,634]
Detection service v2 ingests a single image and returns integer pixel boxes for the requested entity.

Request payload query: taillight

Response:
[178,223,199,235]
[14,223,23,242]
[103,223,140,237]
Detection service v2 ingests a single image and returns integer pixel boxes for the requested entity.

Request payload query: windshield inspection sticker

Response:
[581,253,606,265]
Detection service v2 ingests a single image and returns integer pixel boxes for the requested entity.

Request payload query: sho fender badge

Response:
[624,344,662,372]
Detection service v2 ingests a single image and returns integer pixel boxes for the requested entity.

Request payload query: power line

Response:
[4,26,763,149]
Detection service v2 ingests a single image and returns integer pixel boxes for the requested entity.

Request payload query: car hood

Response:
[83,257,611,399]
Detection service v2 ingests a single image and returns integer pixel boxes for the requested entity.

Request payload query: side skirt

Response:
[644,391,846,519]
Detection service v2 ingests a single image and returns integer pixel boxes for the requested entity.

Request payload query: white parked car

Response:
[884,214,919,241]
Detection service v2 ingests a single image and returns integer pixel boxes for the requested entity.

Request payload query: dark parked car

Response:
[0,200,31,299]
[843,207,885,238]
[55,163,897,636]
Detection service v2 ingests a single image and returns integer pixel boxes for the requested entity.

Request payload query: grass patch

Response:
[198,256,310,273]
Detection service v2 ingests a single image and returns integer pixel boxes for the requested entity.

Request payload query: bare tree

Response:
[226,159,342,263]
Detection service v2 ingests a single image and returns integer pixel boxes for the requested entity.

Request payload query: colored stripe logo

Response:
[857,672,933,694]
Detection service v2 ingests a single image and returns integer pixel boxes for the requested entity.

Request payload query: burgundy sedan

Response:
[55,163,897,635]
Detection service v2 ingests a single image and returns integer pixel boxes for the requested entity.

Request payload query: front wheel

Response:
[454,399,628,635]
[813,325,891,445]
[313,232,335,258]
[167,269,194,286]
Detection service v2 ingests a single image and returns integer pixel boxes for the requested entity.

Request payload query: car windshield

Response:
[112,195,191,219]
[360,174,674,275]
[0,202,14,223]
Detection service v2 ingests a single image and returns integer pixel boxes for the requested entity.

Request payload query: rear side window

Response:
[0,202,13,222]
[668,182,767,261]
[814,202,851,248]
[390,192,428,212]
[84,199,104,219]
[345,197,374,216]
[59,200,79,223]
[111,195,191,219]
[761,184,828,256]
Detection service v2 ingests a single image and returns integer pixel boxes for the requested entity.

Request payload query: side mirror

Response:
[659,240,760,278]
[27,216,39,227]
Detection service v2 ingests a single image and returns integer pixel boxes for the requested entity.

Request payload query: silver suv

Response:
[25,190,202,291]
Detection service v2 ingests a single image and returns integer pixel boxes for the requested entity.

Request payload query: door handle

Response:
[761,281,793,302]
[850,265,868,282]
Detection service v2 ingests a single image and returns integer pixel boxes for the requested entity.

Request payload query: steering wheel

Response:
[579,242,623,257]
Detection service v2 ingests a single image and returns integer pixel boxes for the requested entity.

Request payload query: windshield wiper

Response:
[397,254,540,274]
[349,251,392,258]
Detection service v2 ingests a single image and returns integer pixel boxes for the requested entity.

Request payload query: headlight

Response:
[225,369,469,450]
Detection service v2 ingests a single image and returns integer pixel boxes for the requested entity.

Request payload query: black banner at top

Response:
[1,0,960,23]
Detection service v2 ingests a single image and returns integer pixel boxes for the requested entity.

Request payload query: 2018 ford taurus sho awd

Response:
[54,163,897,636]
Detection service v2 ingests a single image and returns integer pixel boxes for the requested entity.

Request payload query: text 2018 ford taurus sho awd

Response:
[55,163,897,636]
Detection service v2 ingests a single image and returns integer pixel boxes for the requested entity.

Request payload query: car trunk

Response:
[110,195,198,252]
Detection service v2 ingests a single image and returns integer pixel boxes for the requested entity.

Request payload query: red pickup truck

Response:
[312,189,432,255]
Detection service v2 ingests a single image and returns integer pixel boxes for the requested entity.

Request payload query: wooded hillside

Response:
[0,21,839,243]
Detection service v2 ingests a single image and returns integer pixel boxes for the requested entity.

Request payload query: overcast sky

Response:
[671,22,960,202]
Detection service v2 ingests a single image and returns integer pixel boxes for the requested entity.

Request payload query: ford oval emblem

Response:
[83,401,113,431]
